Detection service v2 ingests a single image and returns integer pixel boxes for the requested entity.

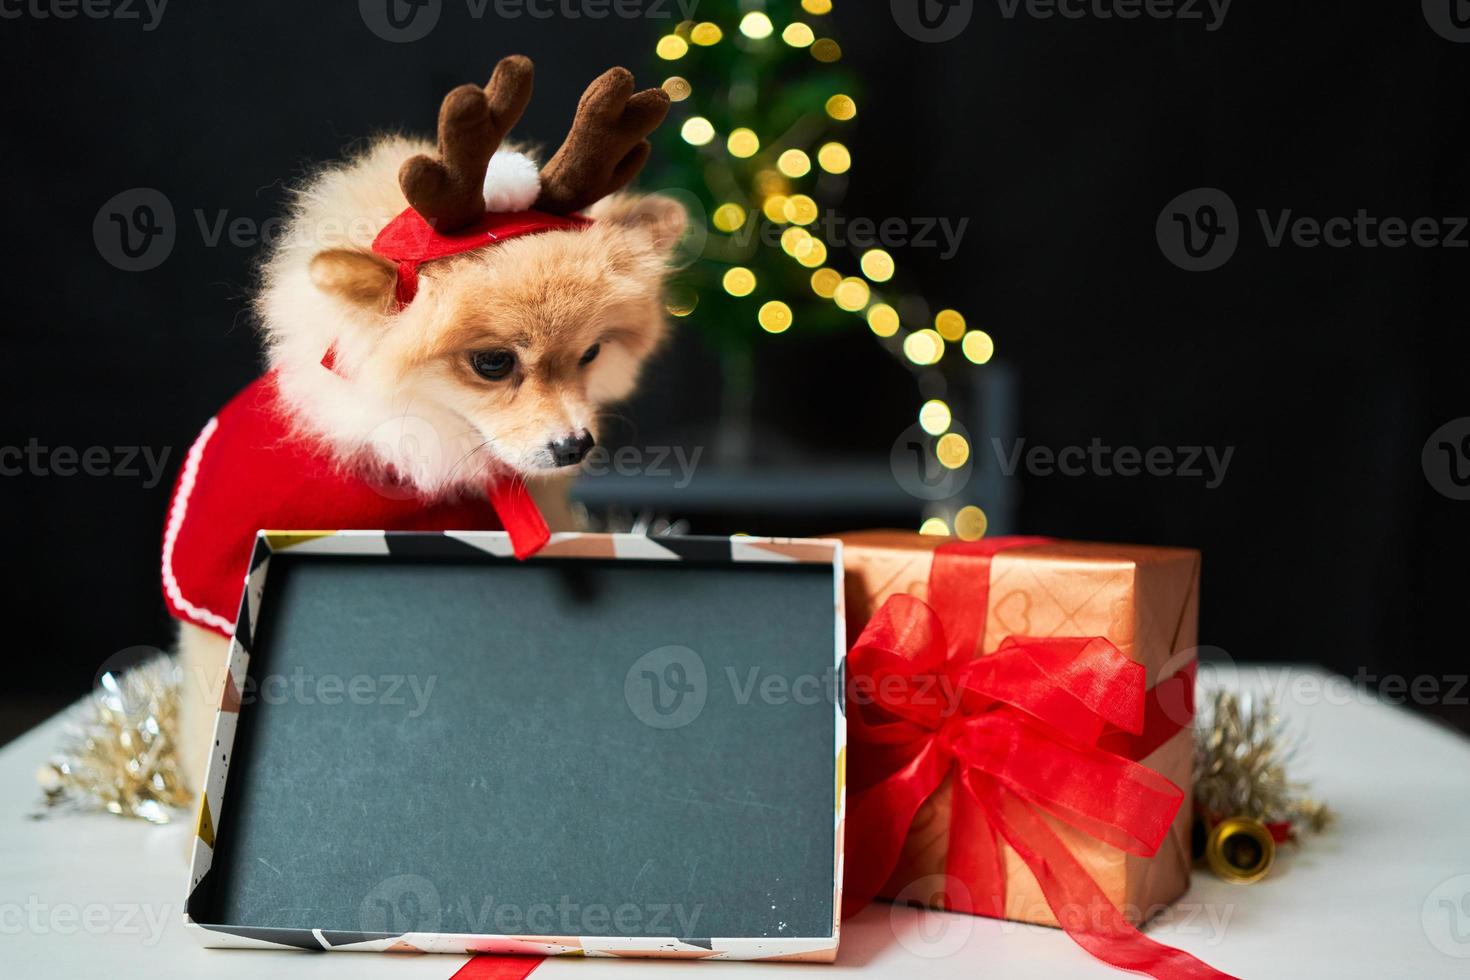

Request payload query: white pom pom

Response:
[483,151,542,213]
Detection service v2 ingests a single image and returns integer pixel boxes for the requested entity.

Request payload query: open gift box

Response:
[183,530,846,962]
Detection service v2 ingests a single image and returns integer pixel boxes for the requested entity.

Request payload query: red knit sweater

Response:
[161,372,544,637]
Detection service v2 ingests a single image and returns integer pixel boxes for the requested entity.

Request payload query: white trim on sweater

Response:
[160,416,236,634]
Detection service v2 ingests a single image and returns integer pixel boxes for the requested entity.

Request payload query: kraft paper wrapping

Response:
[838,531,1200,927]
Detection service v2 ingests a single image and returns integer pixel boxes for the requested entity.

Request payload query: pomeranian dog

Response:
[163,55,685,790]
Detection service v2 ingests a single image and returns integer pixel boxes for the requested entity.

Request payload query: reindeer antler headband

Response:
[371,54,671,308]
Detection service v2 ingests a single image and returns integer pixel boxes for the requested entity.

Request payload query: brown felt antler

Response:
[535,67,671,216]
[399,54,535,231]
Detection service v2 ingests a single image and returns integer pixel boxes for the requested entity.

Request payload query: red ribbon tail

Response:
[451,955,544,980]
[942,779,1007,919]
[487,479,550,560]
[970,778,1239,980]
[842,740,953,917]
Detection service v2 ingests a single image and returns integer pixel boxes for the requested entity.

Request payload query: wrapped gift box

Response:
[838,531,1200,927]
[184,530,846,961]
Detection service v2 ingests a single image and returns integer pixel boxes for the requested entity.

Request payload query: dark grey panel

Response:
[200,553,837,941]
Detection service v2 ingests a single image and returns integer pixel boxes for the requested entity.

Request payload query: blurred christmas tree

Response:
[646,1,995,539]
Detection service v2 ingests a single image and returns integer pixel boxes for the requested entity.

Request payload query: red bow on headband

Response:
[843,539,1236,980]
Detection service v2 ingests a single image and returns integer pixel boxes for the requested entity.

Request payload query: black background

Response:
[1,3,1466,737]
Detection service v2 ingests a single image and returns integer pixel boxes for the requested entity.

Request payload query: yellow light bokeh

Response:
[712,203,747,233]
[935,309,966,341]
[739,11,774,39]
[866,302,900,337]
[954,505,988,541]
[860,248,895,283]
[918,399,951,436]
[810,268,841,298]
[802,0,833,13]
[680,116,715,146]
[825,93,857,120]
[903,328,944,365]
[936,432,971,469]
[919,516,951,537]
[780,226,810,256]
[662,76,692,101]
[666,290,698,318]
[782,23,815,47]
[754,169,787,197]
[690,21,723,45]
[656,35,689,60]
[762,195,790,223]
[794,237,827,267]
[817,141,851,174]
[783,194,818,225]
[962,329,995,364]
[811,38,842,62]
[758,300,793,333]
[777,148,812,178]
[833,277,870,312]
[726,127,760,158]
[722,266,757,297]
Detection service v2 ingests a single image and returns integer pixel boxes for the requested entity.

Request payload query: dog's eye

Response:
[579,343,601,367]
[470,349,516,381]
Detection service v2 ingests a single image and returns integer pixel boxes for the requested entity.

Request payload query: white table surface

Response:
[4,665,1469,979]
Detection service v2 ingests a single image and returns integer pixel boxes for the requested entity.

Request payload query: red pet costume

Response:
[160,368,549,637]
[161,55,670,637]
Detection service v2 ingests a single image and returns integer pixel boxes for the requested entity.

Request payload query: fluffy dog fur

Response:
[175,135,686,790]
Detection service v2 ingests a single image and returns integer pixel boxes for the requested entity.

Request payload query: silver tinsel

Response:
[36,656,192,824]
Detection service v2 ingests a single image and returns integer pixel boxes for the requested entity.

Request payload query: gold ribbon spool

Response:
[1205,816,1276,884]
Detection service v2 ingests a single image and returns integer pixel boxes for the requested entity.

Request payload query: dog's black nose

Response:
[549,430,595,467]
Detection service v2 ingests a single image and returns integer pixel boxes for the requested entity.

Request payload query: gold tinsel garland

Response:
[36,656,192,823]
[1194,687,1332,836]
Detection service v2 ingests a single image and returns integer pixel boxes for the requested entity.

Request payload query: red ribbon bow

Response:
[843,539,1236,980]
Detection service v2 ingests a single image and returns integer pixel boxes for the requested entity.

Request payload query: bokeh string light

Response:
[652,2,996,535]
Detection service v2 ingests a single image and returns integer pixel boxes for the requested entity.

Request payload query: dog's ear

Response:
[590,192,688,259]
[309,248,398,312]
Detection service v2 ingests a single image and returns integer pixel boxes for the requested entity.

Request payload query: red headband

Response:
[318,206,591,376]
[371,206,593,309]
